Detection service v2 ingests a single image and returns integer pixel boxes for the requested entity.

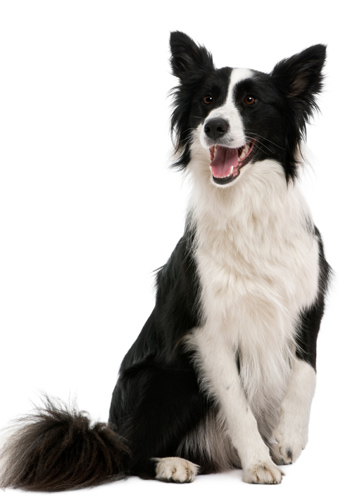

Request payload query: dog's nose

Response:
[204,118,229,141]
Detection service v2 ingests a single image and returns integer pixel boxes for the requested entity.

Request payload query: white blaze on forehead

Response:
[227,68,254,101]
[203,68,254,149]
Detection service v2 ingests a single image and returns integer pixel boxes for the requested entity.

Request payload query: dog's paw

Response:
[243,460,284,484]
[270,418,308,465]
[154,457,199,483]
[270,437,306,465]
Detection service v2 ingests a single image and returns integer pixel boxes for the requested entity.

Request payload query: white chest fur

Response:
[189,159,320,427]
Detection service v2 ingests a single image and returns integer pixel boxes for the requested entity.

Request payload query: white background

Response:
[0,1,339,498]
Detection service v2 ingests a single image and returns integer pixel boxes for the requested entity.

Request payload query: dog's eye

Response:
[244,95,256,105]
[203,95,213,105]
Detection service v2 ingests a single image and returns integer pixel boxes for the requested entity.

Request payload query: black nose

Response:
[204,118,229,141]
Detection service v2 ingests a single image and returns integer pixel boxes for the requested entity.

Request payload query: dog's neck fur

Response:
[189,157,287,225]
[188,156,319,313]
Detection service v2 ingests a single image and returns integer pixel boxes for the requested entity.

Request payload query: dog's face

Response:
[190,66,286,187]
[170,32,326,187]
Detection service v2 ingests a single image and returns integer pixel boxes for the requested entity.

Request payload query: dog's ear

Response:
[271,44,326,116]
[170,31,214,80]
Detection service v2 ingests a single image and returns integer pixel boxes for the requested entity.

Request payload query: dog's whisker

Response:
[245,138,275,155]
[246,133,285,151]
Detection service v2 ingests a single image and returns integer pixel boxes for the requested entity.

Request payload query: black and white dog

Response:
[0,32,330,490]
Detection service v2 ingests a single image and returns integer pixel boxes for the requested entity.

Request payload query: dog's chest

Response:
[193,174,319,332]
[191,174,319,414]
[195,212,318,327]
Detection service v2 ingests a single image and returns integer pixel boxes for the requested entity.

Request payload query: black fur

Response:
[0,398,130,491]
[296,227,331,369]
[109,225,206,477]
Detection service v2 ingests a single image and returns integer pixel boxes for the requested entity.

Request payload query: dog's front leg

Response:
[270,358,316,465]
[193,326,283,484]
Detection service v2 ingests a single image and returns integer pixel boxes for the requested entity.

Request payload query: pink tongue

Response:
[210,146,238,178]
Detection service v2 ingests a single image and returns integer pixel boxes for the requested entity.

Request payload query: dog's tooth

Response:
[239,144,249,160]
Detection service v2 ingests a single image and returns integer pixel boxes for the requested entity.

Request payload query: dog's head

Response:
[170,31,326,187]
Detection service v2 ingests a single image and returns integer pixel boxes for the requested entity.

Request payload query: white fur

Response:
[154,457,199,483]
[271,359,316,464]
[183,75,320,480]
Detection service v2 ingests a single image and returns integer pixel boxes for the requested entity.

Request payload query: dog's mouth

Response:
[209,140,255,185]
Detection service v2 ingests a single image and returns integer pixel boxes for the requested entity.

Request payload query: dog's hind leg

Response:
[270,358,316,465]
[271,243,330,466]
[109,363,205,481]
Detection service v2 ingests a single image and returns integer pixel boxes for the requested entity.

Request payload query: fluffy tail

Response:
[0,397,130,492]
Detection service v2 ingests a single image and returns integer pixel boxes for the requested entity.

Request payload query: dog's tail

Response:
[0,397,130,492]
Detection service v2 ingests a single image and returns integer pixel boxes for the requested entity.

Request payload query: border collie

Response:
[0,32,330,490]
